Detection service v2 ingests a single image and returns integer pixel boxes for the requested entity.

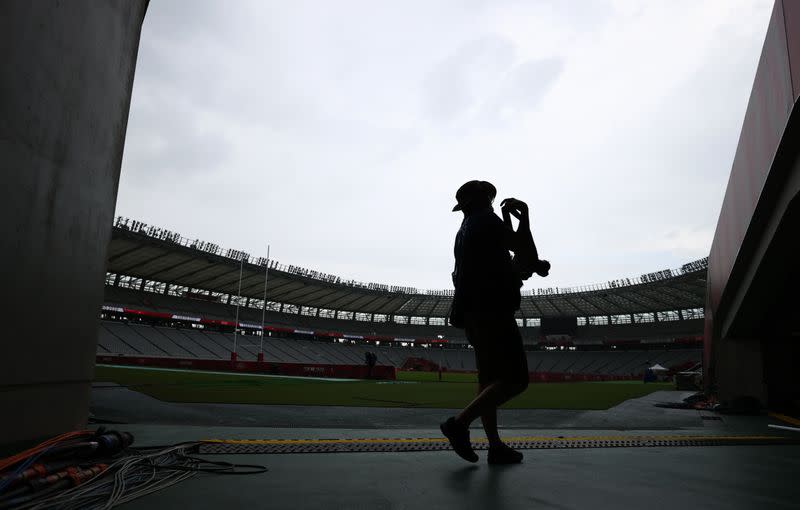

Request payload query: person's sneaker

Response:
[440,417,478,463]
[487,443,523,465]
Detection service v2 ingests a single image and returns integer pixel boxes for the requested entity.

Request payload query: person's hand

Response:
[535,259,550,277]
[501,203,513,227]
[500,198,529,219]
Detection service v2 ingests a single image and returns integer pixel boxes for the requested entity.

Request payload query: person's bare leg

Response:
[472,382,503,447]
[455,381,526,428]
[481,407,503,447]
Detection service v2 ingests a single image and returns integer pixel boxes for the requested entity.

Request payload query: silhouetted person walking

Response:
[441,180,550,464]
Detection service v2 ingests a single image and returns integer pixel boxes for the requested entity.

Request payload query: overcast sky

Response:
[116,0,774,291]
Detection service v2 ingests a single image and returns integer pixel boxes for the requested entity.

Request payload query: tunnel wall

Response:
[0,1,148,443]
[705,0,800,404]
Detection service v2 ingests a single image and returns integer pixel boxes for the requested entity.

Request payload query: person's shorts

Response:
[465,314,529,386]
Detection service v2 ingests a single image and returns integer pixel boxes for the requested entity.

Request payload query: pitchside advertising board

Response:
[100,305,451,344]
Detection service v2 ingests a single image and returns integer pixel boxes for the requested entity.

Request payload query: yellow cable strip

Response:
[202,434,784,445]
[769,412,800,427]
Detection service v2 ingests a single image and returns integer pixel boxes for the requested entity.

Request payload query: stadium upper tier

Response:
[107,217,708,323]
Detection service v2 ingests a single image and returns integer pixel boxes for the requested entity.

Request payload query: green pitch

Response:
[94,364,673,410]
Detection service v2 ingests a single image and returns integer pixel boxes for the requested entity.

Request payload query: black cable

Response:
[128,441,201,452]
[0,436,268,509]
[0,480,66,509]
[0,485,28,501]
[158,456,268,475]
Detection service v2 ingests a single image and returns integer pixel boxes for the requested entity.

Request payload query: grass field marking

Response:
[95,364,359,382]
[94,365,675,410]
[200,434,786,446]
[769,412,800,427]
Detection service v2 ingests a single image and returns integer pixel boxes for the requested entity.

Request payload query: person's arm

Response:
[500,205,521,252]
[499,198,531,255]
[501,198,550,277]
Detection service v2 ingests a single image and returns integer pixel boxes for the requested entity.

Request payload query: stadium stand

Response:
[97,318,700,376]
[98,219,706,379]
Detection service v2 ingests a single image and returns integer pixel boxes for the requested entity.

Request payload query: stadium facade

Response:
[107,218,707,332]
[97,218,704,381]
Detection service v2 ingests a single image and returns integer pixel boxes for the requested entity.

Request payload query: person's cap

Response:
[452,180,496,212]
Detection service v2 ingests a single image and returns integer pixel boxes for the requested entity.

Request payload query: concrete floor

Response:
[90,384,703,430]
[122,439,799,510]
[88,387,800,509]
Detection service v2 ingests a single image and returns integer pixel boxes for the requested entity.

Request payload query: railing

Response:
[522,257,708,296]
[113,216,707,298]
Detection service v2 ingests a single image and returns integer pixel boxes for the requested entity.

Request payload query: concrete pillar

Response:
[712,337,766,404]
[0,1,148,444]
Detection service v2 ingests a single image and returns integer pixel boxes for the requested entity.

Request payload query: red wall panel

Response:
[783,0,800,100]
[707,1,795,316]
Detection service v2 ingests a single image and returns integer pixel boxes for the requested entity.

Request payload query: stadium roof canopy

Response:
[106,218,707,320]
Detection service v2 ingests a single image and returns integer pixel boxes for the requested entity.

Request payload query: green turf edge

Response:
[94,365,673,410]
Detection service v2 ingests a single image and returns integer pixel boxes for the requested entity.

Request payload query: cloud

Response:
[422,36,563,129]
[422,35,517,122]
[122,97,233,180]
[478,57,564,127]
